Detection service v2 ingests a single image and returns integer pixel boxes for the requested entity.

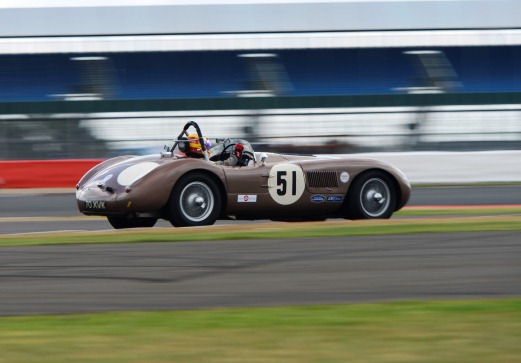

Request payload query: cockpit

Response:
[209,138,256,166]
[165,121,256,166]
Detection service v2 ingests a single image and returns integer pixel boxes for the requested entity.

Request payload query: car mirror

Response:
[260,153,268,165]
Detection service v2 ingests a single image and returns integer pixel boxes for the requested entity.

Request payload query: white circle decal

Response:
[117,162,159,186]
[340,171,350,184]
[268,163,305,205]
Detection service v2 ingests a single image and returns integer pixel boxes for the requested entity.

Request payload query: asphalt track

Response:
[1,185,521,234]
[0,185,520,316]
[1,231,520,315]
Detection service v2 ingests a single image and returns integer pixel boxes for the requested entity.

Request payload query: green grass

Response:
[1,209,520,362]
[395,205,521,217]
[1,215,521,248]
[0,299,520,362]
[411,181,521,187]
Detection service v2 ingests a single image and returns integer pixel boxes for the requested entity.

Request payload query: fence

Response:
[1,93,521,160]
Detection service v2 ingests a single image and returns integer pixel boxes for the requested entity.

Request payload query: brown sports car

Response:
[76,121,411,229]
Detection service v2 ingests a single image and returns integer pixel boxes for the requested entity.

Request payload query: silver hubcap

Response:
[179,182,214,222]
[360,178,391,217]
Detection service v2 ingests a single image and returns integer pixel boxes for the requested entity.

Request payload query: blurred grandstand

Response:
[1,0,521,159]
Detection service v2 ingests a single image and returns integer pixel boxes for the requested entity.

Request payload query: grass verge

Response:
[396,205,521,217]
[1,299,520,363]
[1,215,521,248]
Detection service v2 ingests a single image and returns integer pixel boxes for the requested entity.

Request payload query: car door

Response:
[222,161,273,216]
[222,155,336,218]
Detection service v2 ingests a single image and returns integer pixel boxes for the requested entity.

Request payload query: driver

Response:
[215,143,244,166]
[182,134,211,158]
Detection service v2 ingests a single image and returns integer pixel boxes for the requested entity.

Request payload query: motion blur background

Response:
[1,0,521,160]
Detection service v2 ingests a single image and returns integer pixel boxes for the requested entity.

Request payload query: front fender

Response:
[116,158,227,212]
[77,155,135,188]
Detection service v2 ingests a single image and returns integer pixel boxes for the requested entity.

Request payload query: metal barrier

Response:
[1,93,521,160]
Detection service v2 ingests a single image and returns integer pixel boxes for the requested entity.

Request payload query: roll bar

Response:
[171,121,209,161]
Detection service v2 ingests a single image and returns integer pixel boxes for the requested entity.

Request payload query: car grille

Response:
[307,171,339,188]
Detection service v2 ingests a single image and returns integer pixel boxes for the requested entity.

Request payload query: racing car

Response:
[76,121,411,228]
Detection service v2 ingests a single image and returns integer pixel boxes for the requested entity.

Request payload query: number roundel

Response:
[268,163,306,205]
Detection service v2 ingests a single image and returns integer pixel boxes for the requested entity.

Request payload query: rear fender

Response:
[346,168,410,212]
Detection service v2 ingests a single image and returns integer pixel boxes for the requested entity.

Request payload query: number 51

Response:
[276,170,297,196]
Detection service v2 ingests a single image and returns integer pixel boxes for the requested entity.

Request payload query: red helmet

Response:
[234,143,244,158]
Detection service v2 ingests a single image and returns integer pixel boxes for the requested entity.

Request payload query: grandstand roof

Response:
[1,0,520,37]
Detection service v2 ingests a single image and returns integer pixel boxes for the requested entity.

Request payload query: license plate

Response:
[85,200,107,210]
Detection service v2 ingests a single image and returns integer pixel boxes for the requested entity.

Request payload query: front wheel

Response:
[168,173,222,227]
[107,216,158,229]
[346,171,396,219]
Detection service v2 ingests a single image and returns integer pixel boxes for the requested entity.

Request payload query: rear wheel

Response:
[168,173,222,227]
[346,171,396,219]
[107,216,158,229]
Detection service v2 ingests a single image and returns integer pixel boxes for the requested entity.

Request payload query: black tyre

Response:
[107,216,158,229]
[168,173,222,227]
[346,171,396,219]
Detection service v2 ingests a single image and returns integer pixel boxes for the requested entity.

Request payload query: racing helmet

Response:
[234,143,244,157]
[183,134,211,158]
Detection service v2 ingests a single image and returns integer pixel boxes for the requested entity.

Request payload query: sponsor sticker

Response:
[340,172,350,184]
[327,195,343,202]
[85,200,107,210]
[310,195,326,203]
[238,194,257,203]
